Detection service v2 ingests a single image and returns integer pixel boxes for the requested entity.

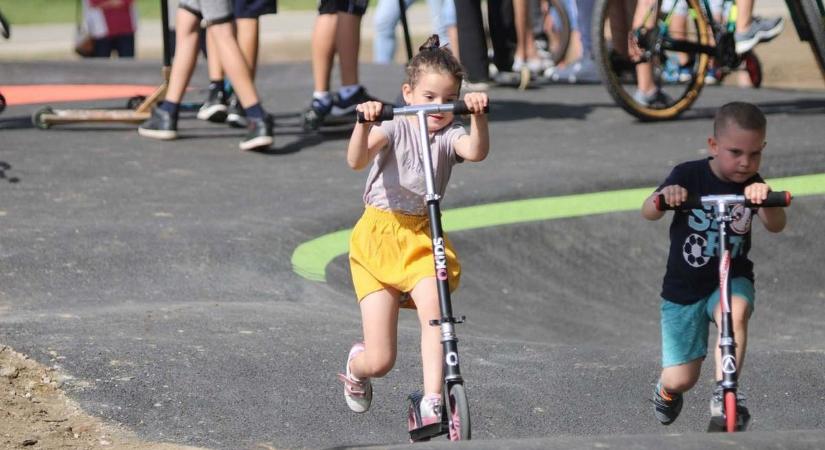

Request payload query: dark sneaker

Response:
[331,86,381,117]
[226,95,247,128]
[337,342,372,413]
[301,97,333,131]
[239,114,274,151]
[196,89,228,123]
[633,88,673,108]
[138,107,178,140]
[710,384,751,430]
[652,382,683,425]
[735,16,785,54]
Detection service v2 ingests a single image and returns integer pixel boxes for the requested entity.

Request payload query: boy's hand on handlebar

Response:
[463,92,488,115]
[658,185,688,207]
[744,182,771,205]
[355,101,384,123]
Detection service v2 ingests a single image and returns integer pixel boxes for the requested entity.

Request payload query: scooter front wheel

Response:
[445,383,471,441]
[725,391,737,432]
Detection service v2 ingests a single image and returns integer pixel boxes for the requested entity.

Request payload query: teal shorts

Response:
[660,277,755,368]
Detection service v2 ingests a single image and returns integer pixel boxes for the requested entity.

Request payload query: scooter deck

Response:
[409,422,445,442]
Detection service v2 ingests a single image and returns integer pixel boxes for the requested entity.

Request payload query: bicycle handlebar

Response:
[655,191,792,211]
[356,101,489,123]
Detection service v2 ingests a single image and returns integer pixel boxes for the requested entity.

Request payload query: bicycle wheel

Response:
[799,0,825,81]
[547,0,571,64]
[445,383,471,441]
[592,0,711,120]
[724,390,737,432]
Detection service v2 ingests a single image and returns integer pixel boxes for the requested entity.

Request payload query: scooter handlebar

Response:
[356,101,489,123]
[655,191,792,211]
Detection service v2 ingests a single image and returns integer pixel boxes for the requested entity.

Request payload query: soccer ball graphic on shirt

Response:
[682,233,710,268]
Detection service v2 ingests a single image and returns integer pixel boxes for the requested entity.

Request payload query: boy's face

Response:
[708,121,766,184]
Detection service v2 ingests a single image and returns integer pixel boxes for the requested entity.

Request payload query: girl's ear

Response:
[402,83,413,105]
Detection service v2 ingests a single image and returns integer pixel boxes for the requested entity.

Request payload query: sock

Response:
[244,103,265,120]
[313,91,332,106]
[659,384,674,401]
[159,100,179,117]
[338,84,361,100]
[208,79,225,94]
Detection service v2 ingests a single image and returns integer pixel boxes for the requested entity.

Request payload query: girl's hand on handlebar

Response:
[463,92,488,115]
[659,185,688,207]
[355,101,384,123]
[744,182,771,205]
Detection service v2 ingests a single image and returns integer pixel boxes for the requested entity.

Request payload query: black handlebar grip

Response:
[655,191,792,211]
[453,100,490,116]
[655,194,702,211]
[745,191,792,208]
[356,104,395,123]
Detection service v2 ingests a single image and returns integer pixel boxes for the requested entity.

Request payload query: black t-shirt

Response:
[659,158,764,304]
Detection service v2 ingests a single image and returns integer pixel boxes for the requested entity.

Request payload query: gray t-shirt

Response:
[363,117,467,215]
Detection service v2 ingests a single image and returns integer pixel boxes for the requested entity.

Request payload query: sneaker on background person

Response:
[735,16,785,54]
[226,94,248,128]
[197,82,228,123]
[138,104,178,140]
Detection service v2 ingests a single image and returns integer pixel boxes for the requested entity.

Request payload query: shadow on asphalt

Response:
[0,161,21,183]
[489,99,609,121]
[676,98,825,122]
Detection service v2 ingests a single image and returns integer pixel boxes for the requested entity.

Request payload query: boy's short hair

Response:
[713,102,767,137]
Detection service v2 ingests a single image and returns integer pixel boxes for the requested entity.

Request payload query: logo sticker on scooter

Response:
[446,351,459,366]
[722,355,737,374]
[433,237,449,280]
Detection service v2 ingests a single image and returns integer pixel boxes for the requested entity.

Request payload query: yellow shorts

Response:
[349,206,461,308]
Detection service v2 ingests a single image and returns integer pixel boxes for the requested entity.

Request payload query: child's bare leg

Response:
[336,12,362,87]
[205,30,224,81]
[166,8,202,103]
[350,289,401,379]
[660,358,702,393]
[207,22,259,108]
[631,0,658,94]
[713,295,750,381]
[312,14,337,92]
[410,277,443,396]
[236,18,260,78]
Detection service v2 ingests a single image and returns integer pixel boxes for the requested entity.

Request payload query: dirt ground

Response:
[1,346,205,450]
[1,23,823,450]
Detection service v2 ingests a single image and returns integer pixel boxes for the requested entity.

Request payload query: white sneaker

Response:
[337,342,372,413]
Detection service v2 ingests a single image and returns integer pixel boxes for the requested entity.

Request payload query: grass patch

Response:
[0,0,316,25]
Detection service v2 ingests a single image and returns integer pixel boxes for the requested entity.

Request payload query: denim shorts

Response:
[660,277,755,367]
[318,0,368,16]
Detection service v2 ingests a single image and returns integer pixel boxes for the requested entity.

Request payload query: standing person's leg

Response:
[198,31,230,123]
[114,34,135,58]
[487,0,516,74]
[302,6,338,130]
[548,0,600,82]
[332,1,382,117]
[733,0,784,54]
[139,6,203,140]
[227,0,277,127]
[373,0,403,63]
[91,38,115,58]
[454,0,490,85]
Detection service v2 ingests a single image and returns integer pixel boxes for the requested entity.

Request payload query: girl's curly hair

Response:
[405,35,464,88]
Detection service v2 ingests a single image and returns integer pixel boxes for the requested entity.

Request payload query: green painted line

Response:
[291,173,825,282]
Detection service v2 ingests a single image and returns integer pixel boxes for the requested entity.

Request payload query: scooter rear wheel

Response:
[446,383,471,441]
[725,391,737,432]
